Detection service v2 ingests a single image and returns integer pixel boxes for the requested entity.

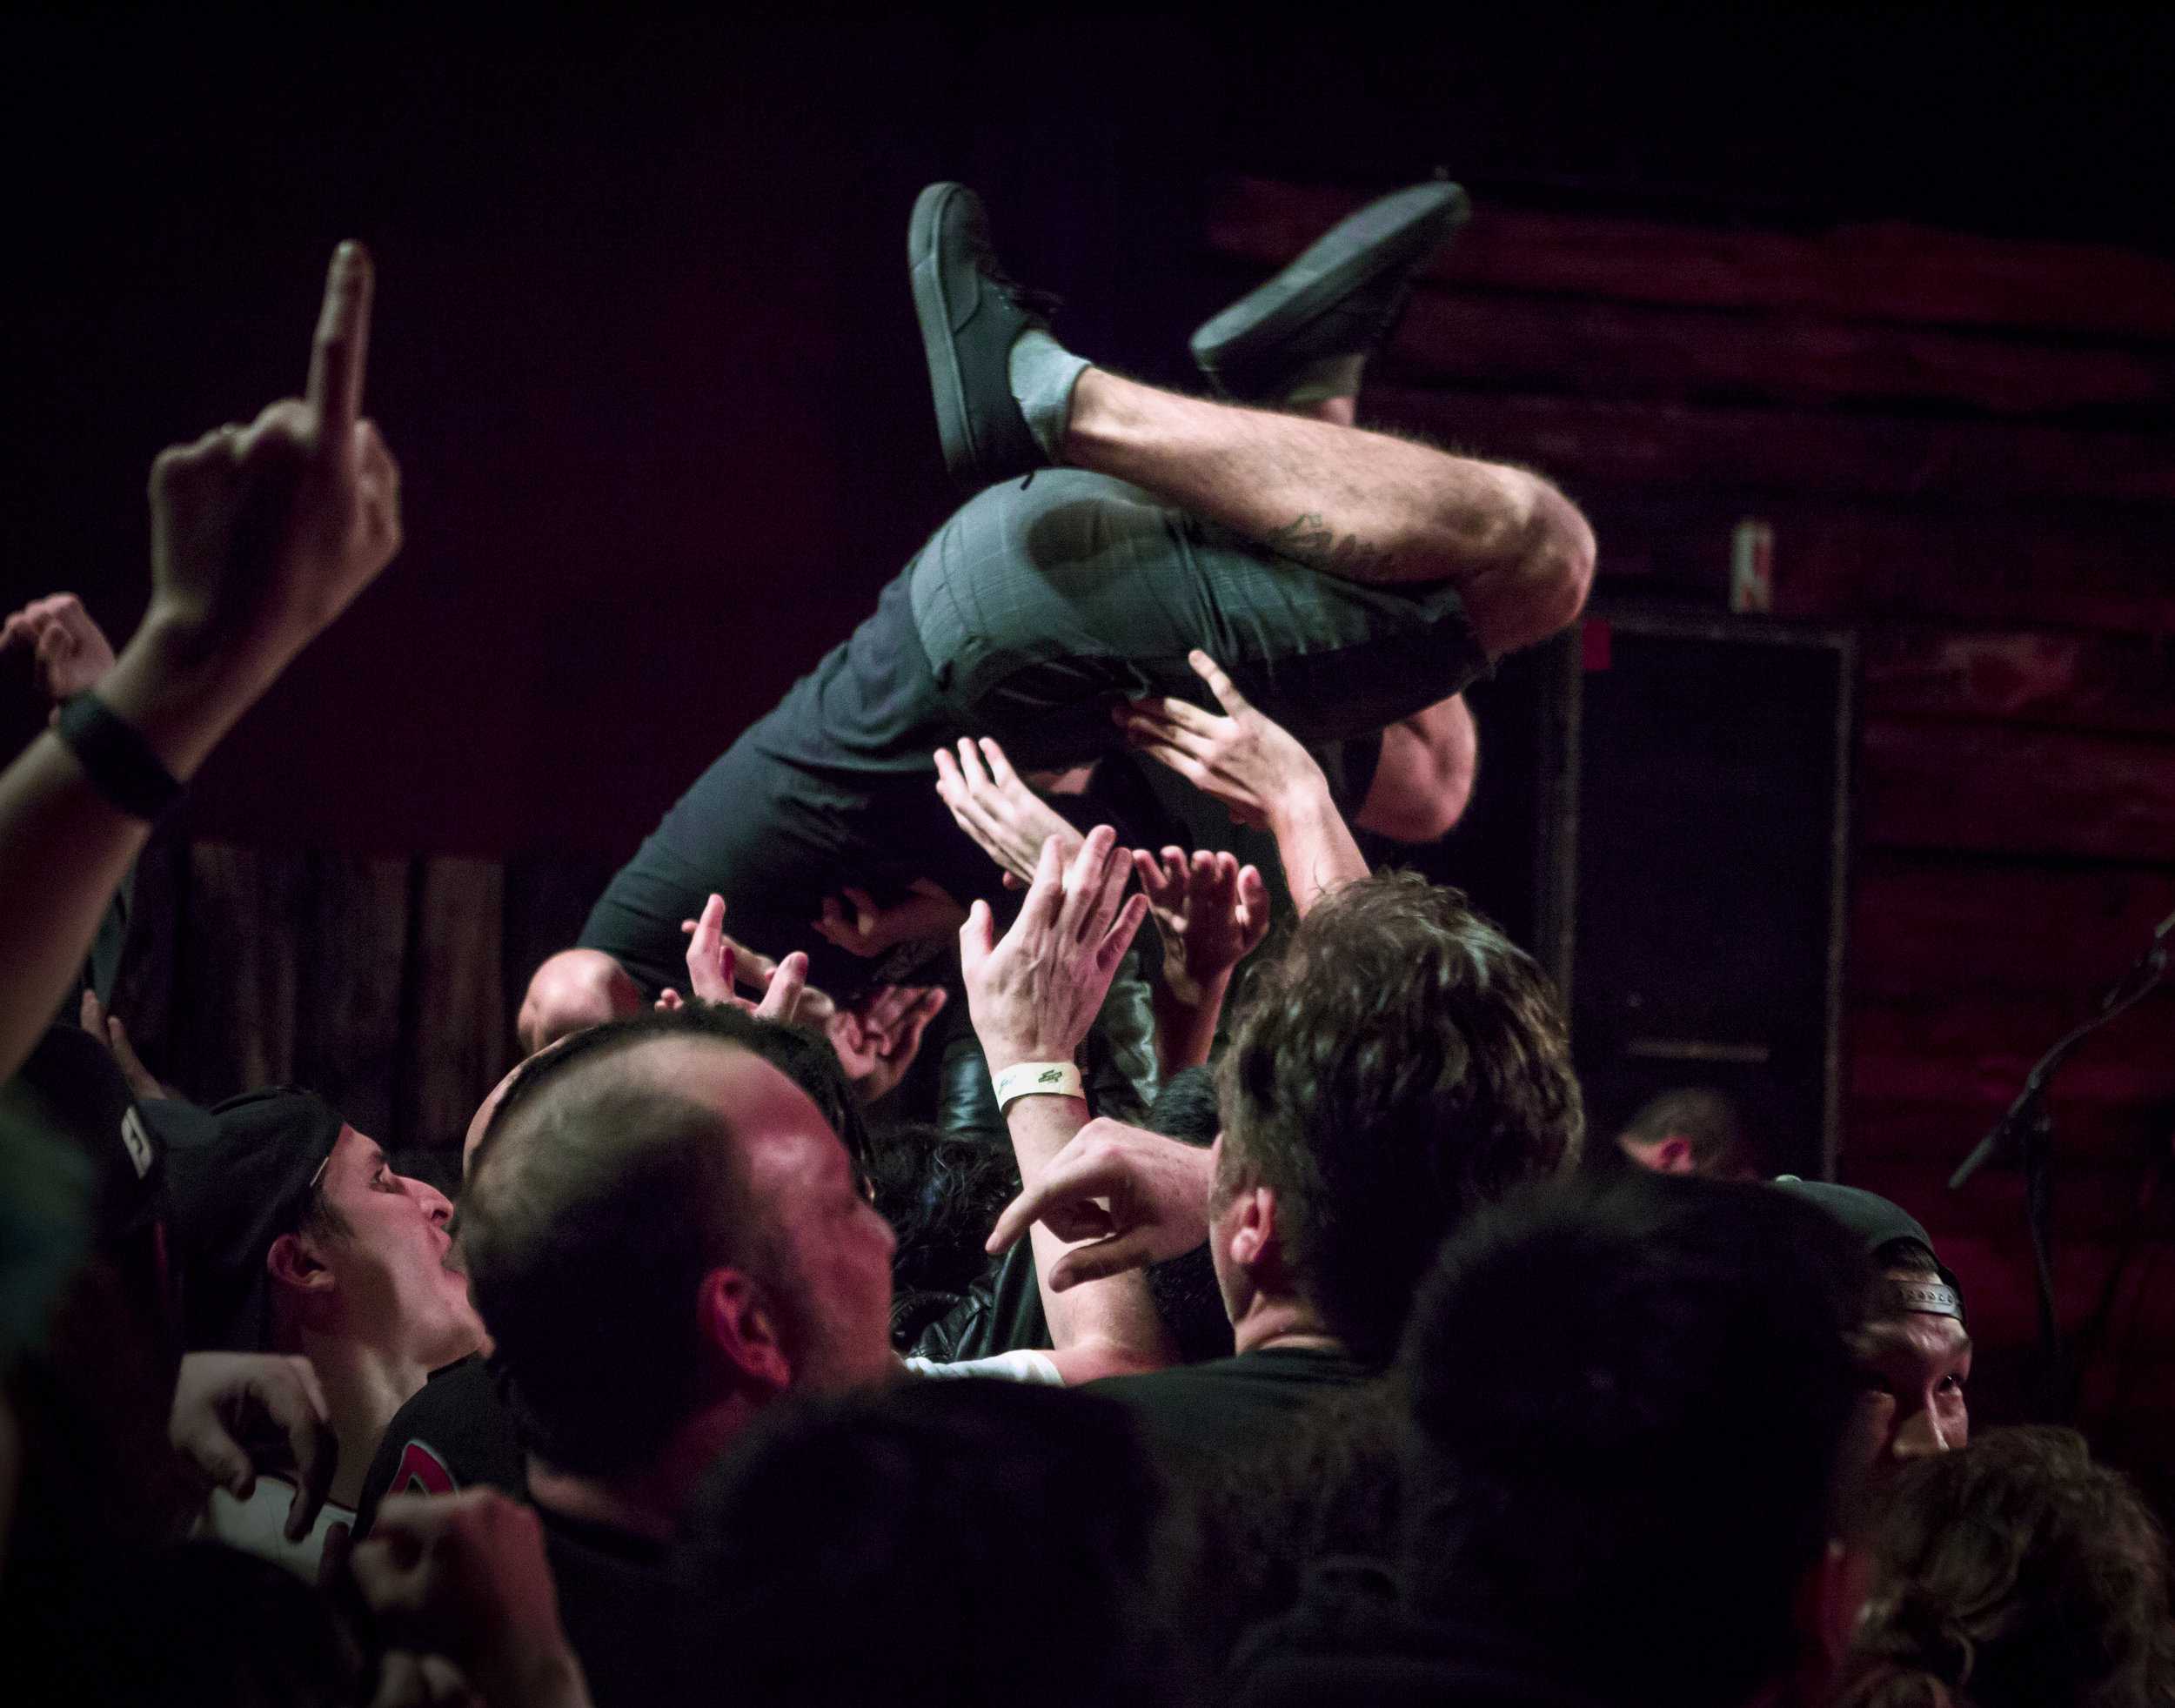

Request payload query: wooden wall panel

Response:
[1850,855,2175,1001]
[404,856,510,1152]
[1846,994,2175,1115]
[1862,630,2175,738]
[1368,386,2175,504]
[1383,286,2175,418]
[1578,494,2175,633]
[177,844,304,1104]
[1858,721,2175,862]
[1208,176,2175,338]
[110,842,526,1149]
[292,854,412,1143]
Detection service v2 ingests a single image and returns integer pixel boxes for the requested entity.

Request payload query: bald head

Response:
[459,1006,896,1482]
[517,948,645,1055]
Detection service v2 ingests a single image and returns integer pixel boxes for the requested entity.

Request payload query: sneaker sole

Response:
[1189,181,1471,390]
[909,181,980,479]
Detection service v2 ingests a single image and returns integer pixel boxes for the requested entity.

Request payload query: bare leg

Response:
[1061,368,1592,657]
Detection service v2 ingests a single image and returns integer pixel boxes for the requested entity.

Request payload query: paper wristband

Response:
[991,1061,1085,1113]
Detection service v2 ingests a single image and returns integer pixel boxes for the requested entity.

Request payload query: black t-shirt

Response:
[542,1510,685,1708]
[1228,1561,1615,1708]
[1089,1345,1377,1476]
[351,1355,526,1540]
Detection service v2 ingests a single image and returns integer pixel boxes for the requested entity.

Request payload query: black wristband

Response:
[54,692,184,821]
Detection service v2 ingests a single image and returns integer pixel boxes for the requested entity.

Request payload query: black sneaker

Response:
[909,182,1054,486]
[1189,179,1470,405]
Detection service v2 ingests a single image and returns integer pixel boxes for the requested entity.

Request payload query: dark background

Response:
[7,6,2175,1484]
[6,6,2171,854]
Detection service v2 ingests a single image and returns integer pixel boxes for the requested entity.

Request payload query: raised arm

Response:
[958,827,1174,1381]
[0,243,400,1081]
[1119,649,1369,919]
[1132,846,1268,1075]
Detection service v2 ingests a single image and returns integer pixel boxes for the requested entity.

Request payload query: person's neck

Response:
[1229,1291,1342,1357]
[296,1331,432,1510]
[526,1399,760,1545]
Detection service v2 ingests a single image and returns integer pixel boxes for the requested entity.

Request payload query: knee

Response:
[1467,480,1596,659]
[518,949,645,1054]
[1528,486,1596,638]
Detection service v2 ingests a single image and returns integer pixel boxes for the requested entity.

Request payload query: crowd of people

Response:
[2,179,2170,1707]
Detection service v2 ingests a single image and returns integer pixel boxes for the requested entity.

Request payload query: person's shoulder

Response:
[355,1354,525,1537]
[1088,1351,1254,1403]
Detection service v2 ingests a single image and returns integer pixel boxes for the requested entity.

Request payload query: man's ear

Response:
[1226,1184,1282,1277]
[1623,1134,1696,1176]
[699,1269,792,1394]
[267,1231,334,1295]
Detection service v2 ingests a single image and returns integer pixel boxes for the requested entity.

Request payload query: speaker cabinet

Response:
[1433,606,1856,1181]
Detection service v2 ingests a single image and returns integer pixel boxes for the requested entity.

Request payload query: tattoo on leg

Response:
[1263,512,1397,581]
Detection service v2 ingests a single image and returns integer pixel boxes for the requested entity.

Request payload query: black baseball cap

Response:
[0,1023,170,1354]
[154,1088,347,1353]
[1771,1177,1964,1323]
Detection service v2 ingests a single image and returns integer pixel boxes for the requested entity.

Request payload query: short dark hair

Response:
[1399,1170,1873,1708]
[675,1379,1195,1706]
[1842,1428,2174,1708]
[461,1004,833,1477]
[1217,874,1583,1363]
[1619,1085,1756,1176]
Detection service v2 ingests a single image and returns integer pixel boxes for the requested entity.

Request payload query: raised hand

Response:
[144,242,401,696]
[168,1350,338,1544]
[351,1490,590,1708]
[1133,846,1270,1001]
[812,878,967,958]
[657,892,810,1025]
[984,1117,1215,1291]
[958,825,1150,1070]
[824,984,948,1102]
[2,593,117,707]
[79,988,173,1102]
[1116,648,1328,830]
[934,736,1082,888]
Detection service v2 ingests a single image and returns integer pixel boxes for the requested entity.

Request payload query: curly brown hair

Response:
[1840,1426,2175,1708]
[1215,872,1583,1363]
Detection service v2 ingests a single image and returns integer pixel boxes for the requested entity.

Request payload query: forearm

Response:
[0,616,271,1080]
[1003,1094,1174,1366]
[1151,968,1232,1077]
[1268,783,1369,919]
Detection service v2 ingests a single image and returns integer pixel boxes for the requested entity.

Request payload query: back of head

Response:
[1399,1169,1873,1708]
[1618,1085,1758,1179]
[676,1378,1190,1707]
[1844,1427,2173,1708]
[1219,873,1583,1362]
[461,1004,835,1480]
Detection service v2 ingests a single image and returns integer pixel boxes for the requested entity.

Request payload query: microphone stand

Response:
[1947,910,2172,1418]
